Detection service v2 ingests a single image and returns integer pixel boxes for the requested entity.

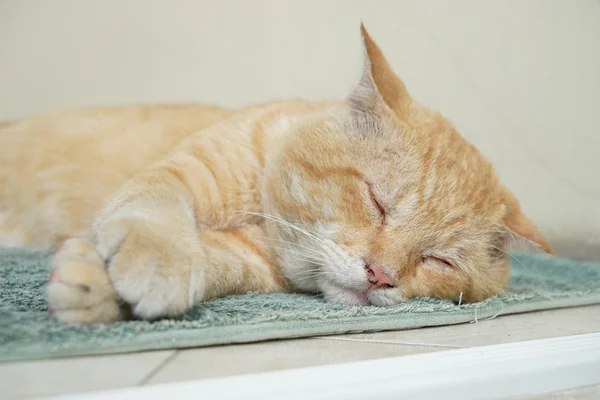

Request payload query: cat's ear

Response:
[502,195,554,255]
[348,23,412,120]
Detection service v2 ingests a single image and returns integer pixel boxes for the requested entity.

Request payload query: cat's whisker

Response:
[295,270,330,278]
[252,237,324,259]
[269,248,325,264]
[261,236,323,255]
[465,239,527,270]
[288,257,324,268]
[237,211,326,245]
[293,270,333,284]
[264,213,330,243]
[251,240,327,268]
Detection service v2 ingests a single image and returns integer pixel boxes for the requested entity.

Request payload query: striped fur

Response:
[0,25,552,323]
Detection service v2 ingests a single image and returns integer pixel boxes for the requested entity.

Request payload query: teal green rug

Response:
[1,249,600,362]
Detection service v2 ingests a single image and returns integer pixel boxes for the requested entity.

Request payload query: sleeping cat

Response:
[0,24,553,323]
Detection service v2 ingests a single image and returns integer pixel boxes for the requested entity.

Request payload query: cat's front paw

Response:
[93,215,206,320]
[46,237,125,323]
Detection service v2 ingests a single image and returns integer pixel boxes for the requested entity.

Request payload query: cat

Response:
[0,24,553,323]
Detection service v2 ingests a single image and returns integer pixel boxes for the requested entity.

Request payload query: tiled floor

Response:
[2,305,599,399]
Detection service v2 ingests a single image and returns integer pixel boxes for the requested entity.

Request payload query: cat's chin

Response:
[367,290,407,307]
[321,283,376,306]
[319,280,408,307]
[318,281,370,306]
[332,289,371,306]
[340,288,371,306]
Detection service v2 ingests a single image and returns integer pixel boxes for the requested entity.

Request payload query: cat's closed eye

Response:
[367,183,386,225]
[421,256,454,271]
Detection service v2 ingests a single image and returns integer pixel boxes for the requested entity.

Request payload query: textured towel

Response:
[1,248,600,361]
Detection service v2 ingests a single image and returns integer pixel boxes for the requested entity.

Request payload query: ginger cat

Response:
[0,25,552,323]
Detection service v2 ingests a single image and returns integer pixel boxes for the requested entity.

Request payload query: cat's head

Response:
[265,24,552,306]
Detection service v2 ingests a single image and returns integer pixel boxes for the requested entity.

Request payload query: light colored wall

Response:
[1,0,599,258]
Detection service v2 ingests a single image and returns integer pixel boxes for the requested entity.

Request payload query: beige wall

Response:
[1,0,599,258]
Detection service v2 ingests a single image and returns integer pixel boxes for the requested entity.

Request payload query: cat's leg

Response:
[47,225,286,323]
[46,166,207,322]
[104,222,287,319]
[48,120,281,322]
[94,204,288,320]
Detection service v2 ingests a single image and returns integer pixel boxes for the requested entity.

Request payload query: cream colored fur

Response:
[0,25,552,323]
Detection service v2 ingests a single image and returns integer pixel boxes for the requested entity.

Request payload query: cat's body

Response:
[0,104,233,248]
[0,25,552,323]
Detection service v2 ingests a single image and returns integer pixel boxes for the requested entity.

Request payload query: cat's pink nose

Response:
[365,264,396,289]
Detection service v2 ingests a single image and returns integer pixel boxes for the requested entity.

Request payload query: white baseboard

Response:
[45,332,600,400]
